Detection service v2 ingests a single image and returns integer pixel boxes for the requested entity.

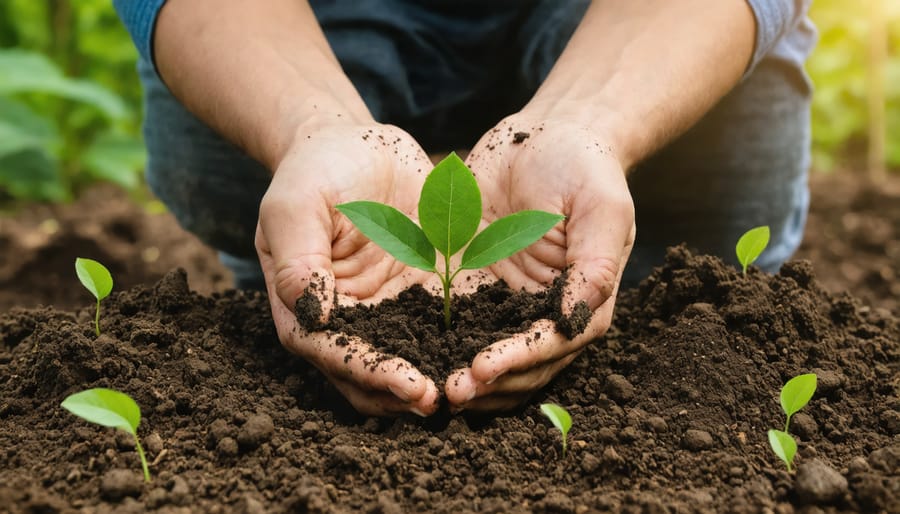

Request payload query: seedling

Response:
[767,373,817,472]
[735,226,769,275]
[61,388,150,482]
[540,403,572,458]
[337,152,563,328]
[75,257,113,336]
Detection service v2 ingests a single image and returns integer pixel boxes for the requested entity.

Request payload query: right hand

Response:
[255,121,440,417]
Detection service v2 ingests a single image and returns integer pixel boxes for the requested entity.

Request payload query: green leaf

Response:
[0,148,66,202]
[60,388,141,436]
[540,403,572,457]
[461,211,564,270]
[0,49,126,119]
[768,429,797,472]
[418,152,482,258]
[0,97,58,158]
[336,201,436,271]
[75,257,113,300]
[82,132,146,190]
[781,373,817,419]
[735,225,770,274]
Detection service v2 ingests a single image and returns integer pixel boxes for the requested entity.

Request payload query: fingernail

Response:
[485,373,503,385]
[410,407,427,418]
[465,389,477,402]
[388,385,411,402]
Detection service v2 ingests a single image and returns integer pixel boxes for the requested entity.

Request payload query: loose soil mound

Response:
[1,246,897,513]
[797,174,900,314]
[0,184,230,313]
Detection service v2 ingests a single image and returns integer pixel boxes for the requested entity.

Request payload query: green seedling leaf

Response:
[768,429,797,472]
[335,154,562,329]
[61,388,150,482]
[540,403,573,458]
[781,373,817,431]
[75,257,113,336]
[461,210,565,270]
[75,257,113,300]
[335,201,435,271]
[735,225,770,275]
[418,152,482,258]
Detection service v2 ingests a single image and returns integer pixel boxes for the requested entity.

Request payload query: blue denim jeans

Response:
[140,0,811,289]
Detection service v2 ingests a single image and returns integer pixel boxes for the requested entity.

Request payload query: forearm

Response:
[525,0,755,170]
[154,0,372,170]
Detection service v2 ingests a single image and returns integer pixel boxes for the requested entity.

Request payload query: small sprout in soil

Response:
[768,373,817,472]
[61,388,151,482]
[735,225,770,275]
[75,257,113,336]
[767,429,798,472]
[337,152,563,328]
[540,403,572,458]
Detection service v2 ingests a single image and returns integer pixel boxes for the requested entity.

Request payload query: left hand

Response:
[445,113,636,411]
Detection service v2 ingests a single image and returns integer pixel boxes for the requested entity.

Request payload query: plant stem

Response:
[134,435,150,482]
[94,299,101,336]
[442,256,452,329]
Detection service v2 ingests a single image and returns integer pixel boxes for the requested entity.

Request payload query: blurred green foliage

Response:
[0,0,896,205]
[807,0,900,171]
[0,0,143,203]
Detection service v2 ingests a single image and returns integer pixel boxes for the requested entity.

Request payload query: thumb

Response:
[255,195,336,329]
[558,193,635,337]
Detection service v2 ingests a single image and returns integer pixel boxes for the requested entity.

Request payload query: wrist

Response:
[267,93,374,171]
[519,96,637,171]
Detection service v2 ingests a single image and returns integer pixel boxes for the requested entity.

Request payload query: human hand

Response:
[445,114,636,411]
[256,122,440,416]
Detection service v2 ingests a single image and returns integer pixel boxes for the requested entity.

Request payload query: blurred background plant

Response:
[0,0,897,206]
[0,0,143,204]
[808,0,899,179]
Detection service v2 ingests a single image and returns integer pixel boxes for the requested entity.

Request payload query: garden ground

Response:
[0,173,897,513]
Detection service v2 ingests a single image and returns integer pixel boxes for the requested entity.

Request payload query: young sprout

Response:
[61,388,151,482]
[735,225,770,275]
[767,429,798,473]
[337,152,563,328]
[768,373,817,472]
[75,257,113,336]
[540,403,573,458]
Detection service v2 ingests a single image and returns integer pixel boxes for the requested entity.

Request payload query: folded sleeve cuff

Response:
[113,0,168,68]
[744,0,811,75]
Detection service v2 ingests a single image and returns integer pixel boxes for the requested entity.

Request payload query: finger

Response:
[287,330,434,403]
[446,352,580,407]
[331,376,441,417]
[257,187,335,323]
[562,180,635,315]
[469,314,607,384]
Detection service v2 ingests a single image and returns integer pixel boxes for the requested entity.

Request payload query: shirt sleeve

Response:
[745,0,812,73]
[113,0,168,65]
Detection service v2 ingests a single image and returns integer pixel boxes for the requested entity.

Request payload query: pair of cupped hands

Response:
[255,113,636,416]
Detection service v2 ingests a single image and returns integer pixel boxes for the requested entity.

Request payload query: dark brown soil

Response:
[796,174,900,315]
[1,243,898,512]
[0,176,898,513]
[0,184,231,313]
[314,274,587,388]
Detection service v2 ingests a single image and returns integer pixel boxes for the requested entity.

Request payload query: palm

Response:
[256,123,440,416]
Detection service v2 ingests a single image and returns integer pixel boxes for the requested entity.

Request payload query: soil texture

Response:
[1,243,898,513]
[1,175,898,513]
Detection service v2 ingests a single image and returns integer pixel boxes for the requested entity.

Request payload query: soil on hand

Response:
[1,242,898,513]
[309,273,587,388]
